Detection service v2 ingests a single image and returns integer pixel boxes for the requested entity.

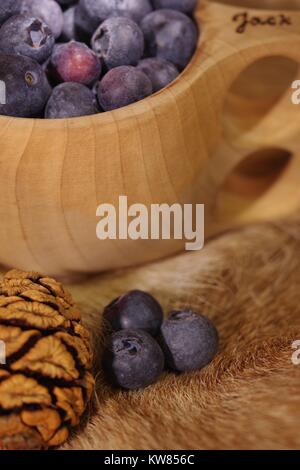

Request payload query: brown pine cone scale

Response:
[0,270,94,450]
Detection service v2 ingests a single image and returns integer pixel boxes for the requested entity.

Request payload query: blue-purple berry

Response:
[141,9,198,70]
[76,0,152,37]
[152,0,197,14]
[56,0,77,6]
[91,16,144,70]
[0,0,199,119]
[0,15,55,64]
[137,58,179,92]
[103,329,164,390]
[21,0,64,39]
[50,41,101,85]
[97,65,152,111]
[0,53,51,117]
[103,290,163,336]
[0,0,22,27]
[45,82,99,118]
[62,6,77,42]
[160,311,219,372]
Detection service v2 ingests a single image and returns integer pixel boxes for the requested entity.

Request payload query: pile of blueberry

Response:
[0,0,199,119]
[102,290,219,390]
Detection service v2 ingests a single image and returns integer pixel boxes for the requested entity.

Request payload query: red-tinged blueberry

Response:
[45,82,99,118]
[97,65,152,111]
[0,53,51,117]
[103,329,164,390]
[160,311,219,372]
[50,41,101,85]
[0,15,55,64]
[137,58,179,92]
[141,9,198,70]
[21,0,64,39]
[152,0,197,14]
[91,16,144,70]
[76,0,152,37]
[103,290,163,336]
[0,0,22,27]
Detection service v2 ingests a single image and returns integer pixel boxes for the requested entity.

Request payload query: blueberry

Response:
[0,0,199,119]
[21,0,64,39]
[152,0,197,14]
[103,329,164,389]
[137,58,179,92]
[0,0,22,27]
[91,17,144,70]
[104,290,163,336]
[62,6,76,42]
[45,82,99,118]
[0,15,55,64]
[160,311,219,372]
[76,0,152,37]
[97,65,152,111]
[73,5,94,43]
[56,0,77,6]
[0,53,51,117]
[50,41,101,85]
[141,9,198,70]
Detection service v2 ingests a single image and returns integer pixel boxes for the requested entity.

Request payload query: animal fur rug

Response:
[63,217,300,450]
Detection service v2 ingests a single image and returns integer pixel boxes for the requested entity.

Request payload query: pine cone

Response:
[0,269,94,450]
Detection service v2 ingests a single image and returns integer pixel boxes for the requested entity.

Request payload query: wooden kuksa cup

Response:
[0,0,300,277]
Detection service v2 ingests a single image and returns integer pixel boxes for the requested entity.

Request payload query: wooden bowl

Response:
[1,0,300,278]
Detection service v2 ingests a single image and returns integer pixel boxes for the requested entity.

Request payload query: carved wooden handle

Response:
[195,1,300,234]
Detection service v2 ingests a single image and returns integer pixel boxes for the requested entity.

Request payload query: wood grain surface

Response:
[1,1,300,277]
